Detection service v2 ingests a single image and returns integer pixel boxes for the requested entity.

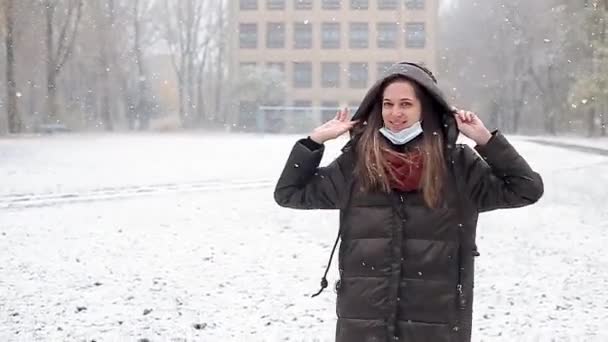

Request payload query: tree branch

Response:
[55,0,82,74]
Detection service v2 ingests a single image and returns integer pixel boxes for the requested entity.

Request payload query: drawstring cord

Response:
[311,229,341,298]
[311,176,356,298]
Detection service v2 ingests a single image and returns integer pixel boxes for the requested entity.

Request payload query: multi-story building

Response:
[228,0,438,132]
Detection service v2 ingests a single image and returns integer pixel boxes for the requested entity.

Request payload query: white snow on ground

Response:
[0,133,302,196]
[0,133,607,341]
[514,135,608,150]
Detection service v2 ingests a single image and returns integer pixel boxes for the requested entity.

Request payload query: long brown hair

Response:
[353,75,447,208]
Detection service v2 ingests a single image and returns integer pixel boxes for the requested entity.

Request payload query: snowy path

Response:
[524,139,608,157]
[0,133,607,341]
[0,178,275,210]
[521,135,608,151]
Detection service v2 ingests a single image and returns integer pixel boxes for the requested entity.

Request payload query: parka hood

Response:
[348,62,459,148]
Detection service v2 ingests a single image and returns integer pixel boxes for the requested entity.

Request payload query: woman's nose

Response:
[393,110,405,118]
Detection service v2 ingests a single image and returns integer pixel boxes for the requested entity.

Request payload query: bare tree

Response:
[195,35,212,124]
[528,2,581,135]
[91,0,115,131]
[132,0,147,129]
[497,2,533,133]
[213,0,226,125]
[131,0,158,130]
[3,0,21,133]
[44,0,83,125]
[441,0,580,135]
[162,0,214,128]
[572,1,608,136]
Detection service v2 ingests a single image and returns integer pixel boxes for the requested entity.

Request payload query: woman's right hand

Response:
[309,107,358,144]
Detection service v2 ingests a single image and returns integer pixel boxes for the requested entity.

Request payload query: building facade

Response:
[228,0,438,132]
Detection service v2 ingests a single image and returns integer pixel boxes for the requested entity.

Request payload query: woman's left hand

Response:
[452,108,492,146]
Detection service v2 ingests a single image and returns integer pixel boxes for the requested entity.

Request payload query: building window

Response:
[321,23,340,49]
[266,22,285,48]
[266,62,286,83]
[405,0,425,10]
[377,61,395,79]
[378,0,398,10]
[321,101,339,122]
[351,0,369,10]
[322,0,341,10]
[239,62,257,77]
[239,23,257,49]
[266,62,285,74]
[293,100,313,117]
[349,22,368,49]
[267,0,285,10]
[321,62,340,88]
[294,100,312,107]
[349,62,368,88]
[377,22,398,48]
[240,62,257,69]
[293,62,312,88]
[405,22,426,48]
[240,0,258,10]
[294,0,313,10]
[294,22,313,49]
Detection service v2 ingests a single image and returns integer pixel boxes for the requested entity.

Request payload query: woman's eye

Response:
[383,103,392,108]
[400,102,411,108]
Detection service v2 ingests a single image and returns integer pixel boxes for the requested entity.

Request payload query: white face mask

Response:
[379,121,423,145]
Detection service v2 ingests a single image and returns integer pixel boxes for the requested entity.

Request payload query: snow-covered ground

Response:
[0,133,607,341]
[518,135,608,150]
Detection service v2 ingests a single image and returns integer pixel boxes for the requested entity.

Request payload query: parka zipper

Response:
[387,192,407,339]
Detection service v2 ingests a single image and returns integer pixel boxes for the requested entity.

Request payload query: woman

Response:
[274,62,543,342]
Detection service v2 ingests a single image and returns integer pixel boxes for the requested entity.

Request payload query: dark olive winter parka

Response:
[274,63,544,342]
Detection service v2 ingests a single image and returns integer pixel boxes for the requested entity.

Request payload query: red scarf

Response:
[382,148,424,192]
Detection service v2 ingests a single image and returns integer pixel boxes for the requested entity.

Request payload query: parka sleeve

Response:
[274,138,350,210]
[457,131,544,212]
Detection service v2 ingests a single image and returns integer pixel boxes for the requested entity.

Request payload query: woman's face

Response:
[381,80,422,132]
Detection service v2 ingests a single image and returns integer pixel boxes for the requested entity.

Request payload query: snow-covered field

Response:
[1,132,607,341]
[518,135,608,150]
